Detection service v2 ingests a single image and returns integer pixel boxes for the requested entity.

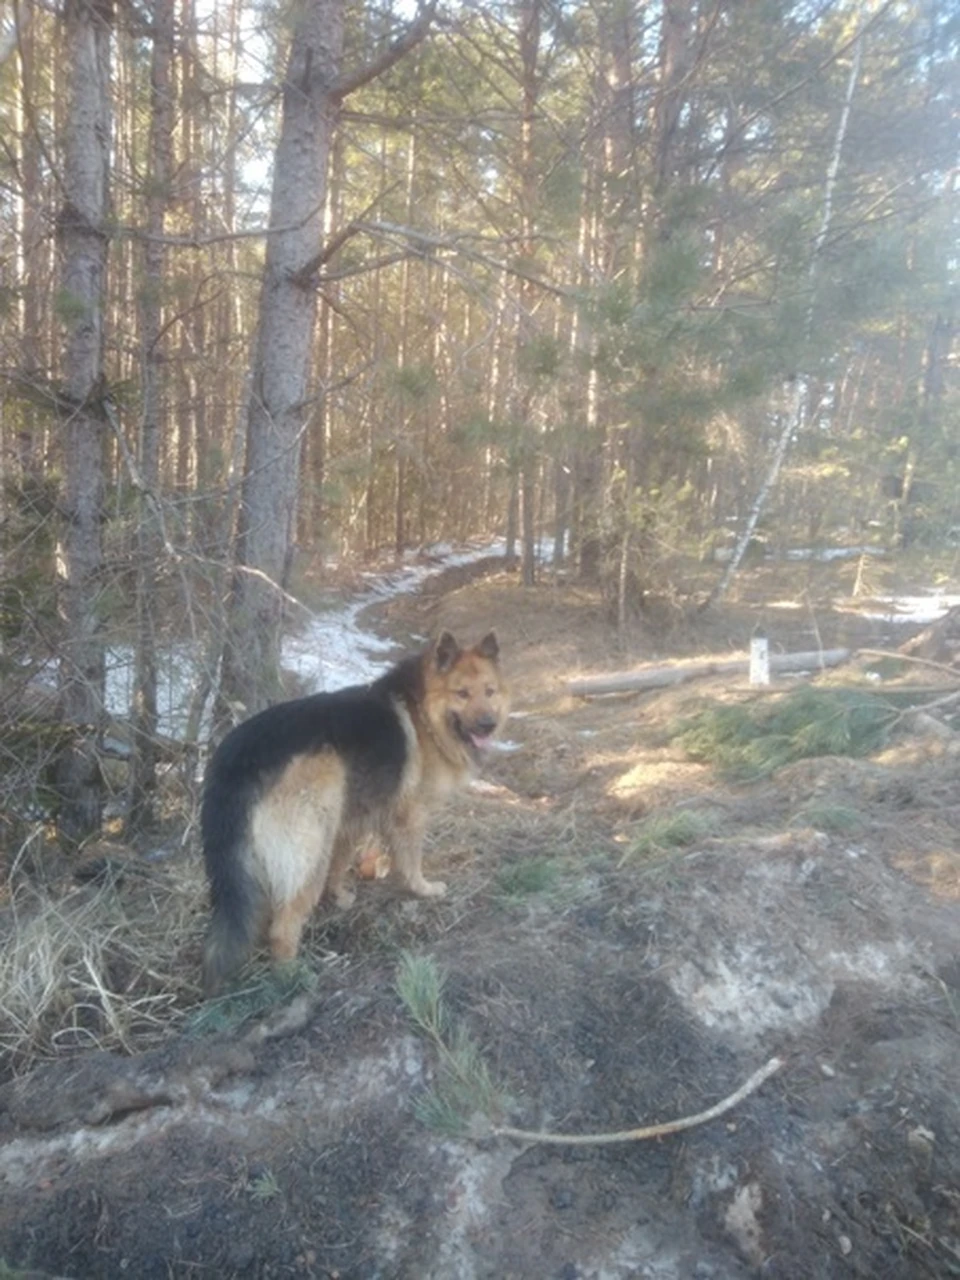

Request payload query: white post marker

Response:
[749,635,770,685]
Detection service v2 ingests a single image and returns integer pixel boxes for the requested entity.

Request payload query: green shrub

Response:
[674,686,897,780]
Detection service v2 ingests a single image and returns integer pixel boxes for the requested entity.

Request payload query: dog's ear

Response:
[434,631,460,673]
[476,631,500,662]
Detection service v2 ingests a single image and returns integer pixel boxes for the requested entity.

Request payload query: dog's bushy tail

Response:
[201,777,266,996]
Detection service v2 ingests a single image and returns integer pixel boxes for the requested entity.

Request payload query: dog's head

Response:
[425,630,509,764]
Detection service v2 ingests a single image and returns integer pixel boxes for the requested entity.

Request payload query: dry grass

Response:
[3,559,956,1082]
[0,858,205,1074]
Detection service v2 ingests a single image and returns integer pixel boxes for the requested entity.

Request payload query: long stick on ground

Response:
[492,1056,783,1146]
[569,649,849,696]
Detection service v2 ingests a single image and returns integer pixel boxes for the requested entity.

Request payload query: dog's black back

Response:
[203,676,413,868]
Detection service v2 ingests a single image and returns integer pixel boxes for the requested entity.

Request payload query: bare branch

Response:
[333,0,438,101]
[492,1057,784,1146]
[316,250,411,284]
[355,218,571,299]
[292,182,403,285]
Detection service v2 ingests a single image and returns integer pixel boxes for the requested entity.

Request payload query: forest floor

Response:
[2,554,960,1279]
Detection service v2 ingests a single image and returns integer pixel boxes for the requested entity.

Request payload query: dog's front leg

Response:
[387,809,446,898]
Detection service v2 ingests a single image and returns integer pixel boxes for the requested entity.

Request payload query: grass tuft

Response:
[624,809,715,864]
[247,1168,282,1202]
[674,686,897,781]
[184,961,319,1038]
[495,856,561,898]
[395,951,503,1136]
[791,803,865,835]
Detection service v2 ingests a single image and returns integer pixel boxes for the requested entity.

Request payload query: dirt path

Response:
[1,568,959,1279]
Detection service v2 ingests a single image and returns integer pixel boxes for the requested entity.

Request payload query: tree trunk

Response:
[521,433,537,587]
[516,0,540,587]
[395,111,419,559]
[15,0,47,479]
[702,21,864,612]
[552,452,569,571]
[128,0,174,833]
[220,0,435,712]
[220,0,346,714]
[55,0,113,845]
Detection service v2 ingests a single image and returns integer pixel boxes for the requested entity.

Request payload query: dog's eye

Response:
[456,688,470,701]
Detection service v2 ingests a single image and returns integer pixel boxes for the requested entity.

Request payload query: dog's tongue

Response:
[470,732,493,752]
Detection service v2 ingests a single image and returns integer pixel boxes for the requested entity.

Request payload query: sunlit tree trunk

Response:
[221,0,435,710]
[128,0,174,832]
[572,169,602,581]
[55,0,113,844]
[300,125,344,546]
[364,131,390,558]
[220,0,346,712]
[516,0,540,587]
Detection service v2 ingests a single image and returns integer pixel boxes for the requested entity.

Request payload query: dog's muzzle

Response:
[452,712,499,754]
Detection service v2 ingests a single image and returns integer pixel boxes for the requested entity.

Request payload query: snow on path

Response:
[855,592,960,626]
[103,542,506,738]
[284,540,507,691]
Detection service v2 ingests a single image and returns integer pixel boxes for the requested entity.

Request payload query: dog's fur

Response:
[201,631,508,994]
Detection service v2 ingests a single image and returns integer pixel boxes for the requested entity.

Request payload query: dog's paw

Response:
[418,878,447,898]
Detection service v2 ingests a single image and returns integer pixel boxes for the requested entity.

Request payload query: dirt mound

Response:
[2,571,959,1279]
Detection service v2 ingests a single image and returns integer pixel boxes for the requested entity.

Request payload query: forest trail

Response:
[1,560,959,1279]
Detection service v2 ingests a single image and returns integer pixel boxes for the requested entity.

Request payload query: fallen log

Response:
[569,648,851,697]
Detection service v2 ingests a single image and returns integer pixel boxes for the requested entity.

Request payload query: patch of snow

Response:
[670,949,829,1039]
[784,546,884,562]
[857,593,960,625]
[586,1234,687,1279]
[0,1036,430,1191]
[100,541,509,738]
[287,540,508,692]
[688,1156,740,1205]
[104,641,207,740]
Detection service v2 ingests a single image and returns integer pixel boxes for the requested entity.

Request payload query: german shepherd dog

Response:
[201,631,508,994]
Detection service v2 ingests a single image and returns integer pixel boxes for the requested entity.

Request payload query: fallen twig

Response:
[859,648,960,680]
[491,1055,783,1146]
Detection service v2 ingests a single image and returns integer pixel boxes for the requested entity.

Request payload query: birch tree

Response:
[702,18,866,610]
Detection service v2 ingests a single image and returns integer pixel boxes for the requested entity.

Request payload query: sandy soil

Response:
[1,561,959,1279]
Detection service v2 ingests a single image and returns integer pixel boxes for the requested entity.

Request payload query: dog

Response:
[201,631,508,994]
